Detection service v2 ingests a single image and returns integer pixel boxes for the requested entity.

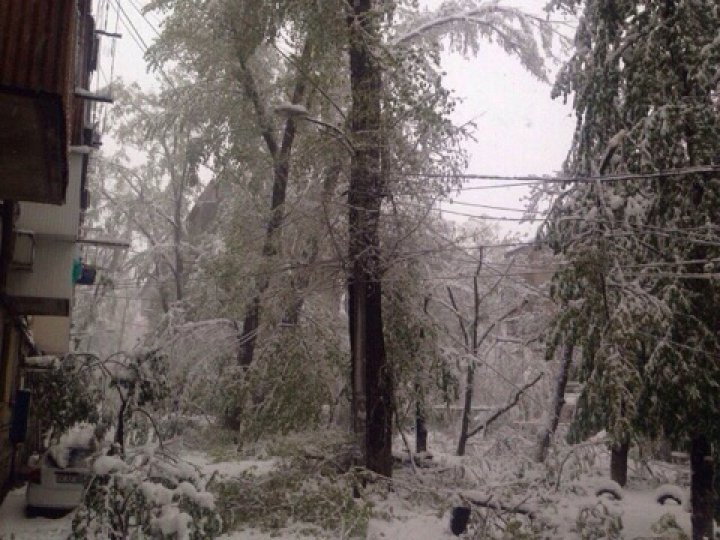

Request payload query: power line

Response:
[107,0,176,89]
[112,0,149,52]
[445,200,543,214]
[128,0,161,38]
[85,209,720,287]
[78,250,720,292]
[400,164,720,184]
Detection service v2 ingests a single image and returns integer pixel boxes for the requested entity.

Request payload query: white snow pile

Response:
[118,462,216,511]
[0,487,73,539]
[152,505,193,539]
[140,480,175,506]
[182,450,278,479]
[93,455,129,475]
[48,423,95,468]
[176,480,215,509]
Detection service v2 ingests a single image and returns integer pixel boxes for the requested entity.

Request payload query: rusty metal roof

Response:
[0,0,76,95]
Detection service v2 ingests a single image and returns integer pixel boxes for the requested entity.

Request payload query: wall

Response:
[0,319,21,500]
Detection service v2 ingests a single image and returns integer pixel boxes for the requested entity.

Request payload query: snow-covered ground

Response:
[0,440,697,539]
[0,487,72,540]
[183,450,278,478]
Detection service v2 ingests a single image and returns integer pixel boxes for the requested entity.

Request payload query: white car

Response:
[25,445,92,516]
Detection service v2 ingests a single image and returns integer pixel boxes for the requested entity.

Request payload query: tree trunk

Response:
[415,396,428,454]
[347,0,392,477]
[172,191,184,303]
[456,361,475,456]
[236,41,312,367]
[114,399,127,455]
[535,344,574,463]
[453,260,484,457]
[610,440,629,487]
[238,296,262,367]
[690,435,714,540]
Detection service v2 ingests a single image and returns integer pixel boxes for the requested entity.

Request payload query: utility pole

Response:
[346,0,393,476]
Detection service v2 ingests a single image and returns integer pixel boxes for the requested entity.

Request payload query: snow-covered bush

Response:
[142,317,239,425]
[572,502,623,540]
[71,450,222,539]
[546,440,602,489]
[650,513,689,540]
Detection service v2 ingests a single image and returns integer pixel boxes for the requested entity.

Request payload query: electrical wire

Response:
[107,0,176,89]
[127,0,161,38]
[112,0,149,51]
[401,165,720,183]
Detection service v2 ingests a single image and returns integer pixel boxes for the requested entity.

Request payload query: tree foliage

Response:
[26,357,101,445]
[544,0,720,479]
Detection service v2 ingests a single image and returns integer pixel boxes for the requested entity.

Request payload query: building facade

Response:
[0,0,102,501]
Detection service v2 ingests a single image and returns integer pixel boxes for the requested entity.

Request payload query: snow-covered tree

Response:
[141,0,561,476]
[102,83,204,320]
[544,1,720,535]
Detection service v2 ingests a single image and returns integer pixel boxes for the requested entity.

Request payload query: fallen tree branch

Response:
[466,373,544,439]
[396,416,419,475]
[460,493,537,520]
[554,438,608,491]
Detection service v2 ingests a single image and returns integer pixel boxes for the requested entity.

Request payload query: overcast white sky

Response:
[99,0,575,238]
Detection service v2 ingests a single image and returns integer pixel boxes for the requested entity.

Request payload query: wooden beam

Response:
[76,237,130,249]
[5,296,69,316]
[74,88,113,103]
[95,30,122,38]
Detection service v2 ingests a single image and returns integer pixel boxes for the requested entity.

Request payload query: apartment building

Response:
[0,0,104,500]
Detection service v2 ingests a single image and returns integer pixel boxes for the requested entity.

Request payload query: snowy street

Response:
[0,441,696,539]
[0,487,72,540]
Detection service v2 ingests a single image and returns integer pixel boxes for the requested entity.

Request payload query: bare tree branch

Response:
[467,372,543,439]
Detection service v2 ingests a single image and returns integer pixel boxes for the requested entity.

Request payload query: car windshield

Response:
[67,447,92,468]
[46,447,92,469]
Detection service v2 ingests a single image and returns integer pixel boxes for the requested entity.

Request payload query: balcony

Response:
[0,0,77,205]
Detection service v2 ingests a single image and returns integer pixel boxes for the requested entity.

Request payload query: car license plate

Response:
[56,472,85,484]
